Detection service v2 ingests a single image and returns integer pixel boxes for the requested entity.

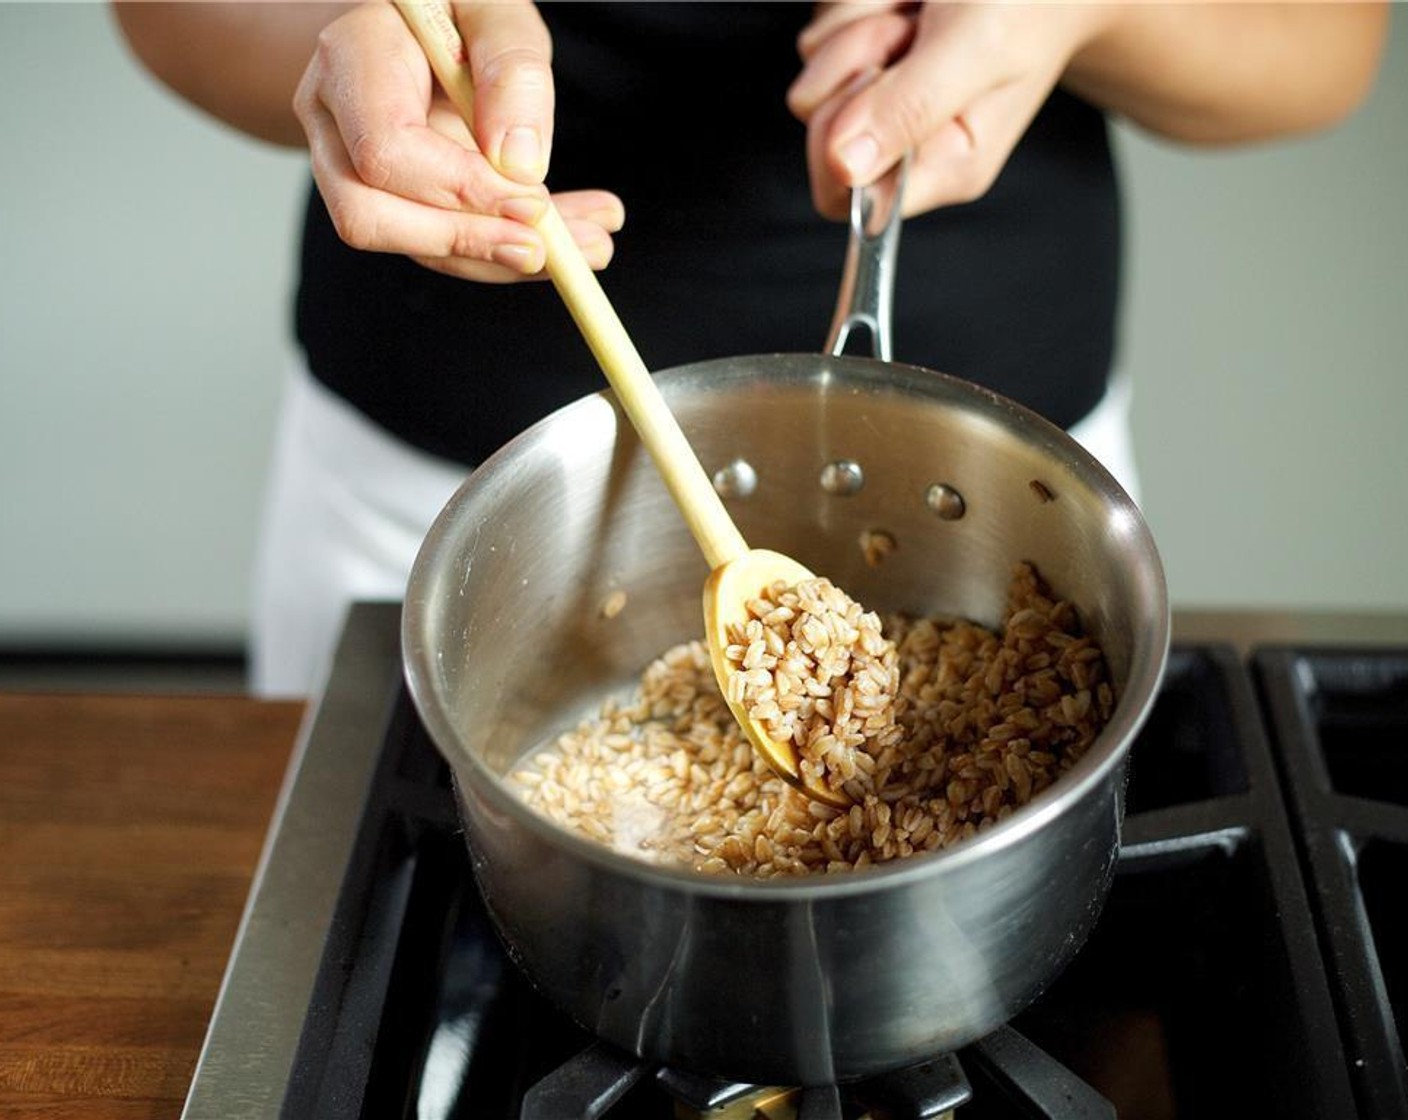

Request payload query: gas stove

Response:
[181,604,1408,1119]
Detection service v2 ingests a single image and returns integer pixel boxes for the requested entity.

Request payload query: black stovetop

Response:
[182,607,1408,1119]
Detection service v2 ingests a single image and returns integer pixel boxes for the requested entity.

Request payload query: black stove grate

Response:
[1255,647,1408,1120]
[277,645,1396,1118]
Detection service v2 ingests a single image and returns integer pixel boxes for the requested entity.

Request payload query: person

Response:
[112,1,1389,698]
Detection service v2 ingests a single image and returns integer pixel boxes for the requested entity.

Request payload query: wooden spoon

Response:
[395,1,848,808]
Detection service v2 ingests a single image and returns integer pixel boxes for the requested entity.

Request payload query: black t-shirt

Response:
[296,3,1120,466]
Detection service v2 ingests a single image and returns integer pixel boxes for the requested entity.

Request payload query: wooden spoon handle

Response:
[394,1,749,571]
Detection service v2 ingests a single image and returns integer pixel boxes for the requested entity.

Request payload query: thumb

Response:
[821,14,981,188]
[452,0,555,185]
[805,68,883,219]
[825,70,957,188]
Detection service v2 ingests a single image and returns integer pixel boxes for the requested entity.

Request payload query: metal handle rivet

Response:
[712,459,758,499]
[925,483,966,521]
[820,460,865,496]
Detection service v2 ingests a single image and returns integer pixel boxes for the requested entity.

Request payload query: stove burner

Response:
[655,1074,799,1120]
[521,1044,975,1120]
[513,1023,1120,1119]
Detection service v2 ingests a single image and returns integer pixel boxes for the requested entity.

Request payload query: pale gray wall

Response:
[1118,13,1408,612]
[1,3,305,646]
[2,3,1405,650]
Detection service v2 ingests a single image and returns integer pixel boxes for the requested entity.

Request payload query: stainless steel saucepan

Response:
[402,177,1169,1086]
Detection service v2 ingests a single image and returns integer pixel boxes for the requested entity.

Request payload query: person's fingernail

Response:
[580,234,614,269]
[587,204,625,232]
[576,226,610,251]
[837,132,880,182]
[500,195,547,226]
[492,241,544,274]
[500,127,545,179]
[787,73,817,112]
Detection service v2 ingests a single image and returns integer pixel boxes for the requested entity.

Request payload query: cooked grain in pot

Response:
[509,562,1114,877]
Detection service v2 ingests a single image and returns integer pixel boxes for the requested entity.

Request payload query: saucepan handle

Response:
[825,156,908,362]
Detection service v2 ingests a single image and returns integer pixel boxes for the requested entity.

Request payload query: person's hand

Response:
[787,3,1114,219]
[293,1,623,282]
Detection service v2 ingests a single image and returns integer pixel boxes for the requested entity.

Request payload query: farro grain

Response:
[508,562,1113,877]
[600,590,628,619]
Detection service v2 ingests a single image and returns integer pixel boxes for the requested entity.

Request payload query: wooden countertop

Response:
[0,691,304,1120]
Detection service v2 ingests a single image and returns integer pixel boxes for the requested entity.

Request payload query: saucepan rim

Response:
[402,354,1170,902]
